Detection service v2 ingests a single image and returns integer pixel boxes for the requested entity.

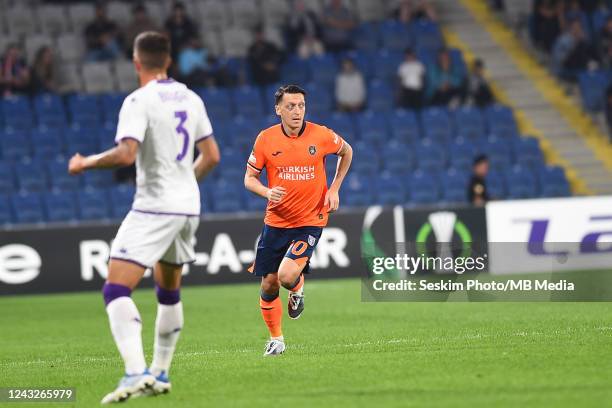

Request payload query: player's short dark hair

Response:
[274,85,306,105]
[473,154,489,166]
[134,31,171,70]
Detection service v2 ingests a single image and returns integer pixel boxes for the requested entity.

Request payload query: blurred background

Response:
[0,0,610,226]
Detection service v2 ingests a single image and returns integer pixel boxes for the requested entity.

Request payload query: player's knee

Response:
[156,284,180,305]
[278,266,301,289]
[102,282,132,306]
[261,275,280,296]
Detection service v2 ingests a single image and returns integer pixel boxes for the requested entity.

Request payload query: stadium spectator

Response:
[0,44,30,96]
[286,0,325,58]
[467,154,490,206]
[335,58,366,112]
[84,3,121,62]
[164,1,199,60]
[397,48,425,110]
[321,0,357,53]
[177,37,211,87]
[597,16,612,69]
[30,46,57,94]
[122,4,160,58]
[392,0,438,23]
[248,27,284,86]
[427,48,464,106]
[552,19,596,81]
[531,0,563,53]
[468,58,494,107]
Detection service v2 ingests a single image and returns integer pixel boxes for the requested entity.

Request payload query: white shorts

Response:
[110,210,200,268]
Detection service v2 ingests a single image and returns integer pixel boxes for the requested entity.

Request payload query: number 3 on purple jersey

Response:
[174,111,189,161]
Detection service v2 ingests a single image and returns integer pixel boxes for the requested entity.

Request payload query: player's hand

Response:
[325,188,340,213]
[68,153,87,175]
[266,186,286,203]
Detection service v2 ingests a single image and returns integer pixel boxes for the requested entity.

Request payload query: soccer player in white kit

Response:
[68,32,220,404]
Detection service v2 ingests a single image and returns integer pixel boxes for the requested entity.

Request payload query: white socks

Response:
[150,302,184,377]
[106,297,147,375]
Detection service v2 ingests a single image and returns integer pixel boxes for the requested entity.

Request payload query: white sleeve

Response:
[194,97,214,143]
[114,95,148,144]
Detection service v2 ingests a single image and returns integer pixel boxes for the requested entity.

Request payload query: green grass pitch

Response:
[1,278,612,407]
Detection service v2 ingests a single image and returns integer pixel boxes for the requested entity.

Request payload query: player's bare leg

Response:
[101,260,155,404]
[278,257,307,320]
[148,261,184,395]
[260,273,285,356]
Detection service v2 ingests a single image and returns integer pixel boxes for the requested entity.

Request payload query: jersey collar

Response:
[281,121,307,138]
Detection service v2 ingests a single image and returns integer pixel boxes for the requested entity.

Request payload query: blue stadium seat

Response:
[67,94,100,124]
[441,168,468,203]
[371,50,403,82]
[350,141,380,175]
[11,192,45,224]
[357,111,389,145]
[389,109,420,143]
[0,163,15,193]
[243,189,268,212]
[217,148,246,181]
[109,184,135,219]
[304,83,334,115]
[449,138,476,172]
[31,126,64,158]
[232,86,264,117]
[537,165,570,197]
[34,94,67,128]
[83,170,114,189]
[281,56,311,85]
[352,22,380,52]
[97,122,118,151]
[380,20,413,51]
[367,80,395,112]
[2,96,33,130]
[308,54,338,87]
[0,129,31,160]
[578,70,608,112]
[15,160,47,192]
[199,88,233,121]
[0,193,11,225]
[409,170,440,204]
[78,188,110,220]
[341,173,375,206]
[47,158,81,191]
[505,165,537,198]
[64,125,99,156]
[229,116,261,153]
[327,112,357,142]
[512,136,543,168]
[485,105,517,138]
[421,107,452,142]
[411,20,444,52]
[382,139,415,173]
[101,93,127,122]
[453,106,485,141]
[44,190,78,222]
[416,139,446,172]
[483,137,512,170]
[211,180,243,212]
[376,171,407,205]
[485,169,506,199]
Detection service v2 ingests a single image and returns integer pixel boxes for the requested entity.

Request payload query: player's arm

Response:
[68,139,139,175]
[193,136,220,181]
[325,141,353,213]
[244,167,285,203]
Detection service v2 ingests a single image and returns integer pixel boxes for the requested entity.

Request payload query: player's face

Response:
[276,93,306,128]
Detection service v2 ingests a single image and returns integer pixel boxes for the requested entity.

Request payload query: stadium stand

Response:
[0,0,569,225]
